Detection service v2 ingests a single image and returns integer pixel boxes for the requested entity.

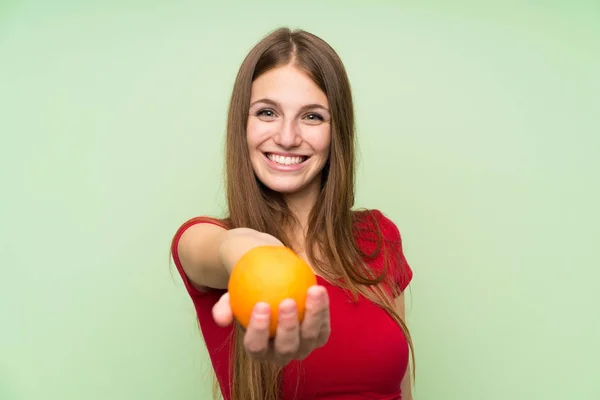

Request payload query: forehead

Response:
[250,64,328,107]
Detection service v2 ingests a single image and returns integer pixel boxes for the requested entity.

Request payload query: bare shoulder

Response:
[172,216,230,290]
[178,222,227,260]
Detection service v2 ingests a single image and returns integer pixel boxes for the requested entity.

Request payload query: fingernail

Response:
[254,302,270,316]
[310,287,323,301]
[279,300,296,316]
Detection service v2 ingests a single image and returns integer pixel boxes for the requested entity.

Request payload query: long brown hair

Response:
[222,27,414,400]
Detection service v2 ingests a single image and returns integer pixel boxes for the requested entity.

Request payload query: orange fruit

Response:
[228,245,317,337]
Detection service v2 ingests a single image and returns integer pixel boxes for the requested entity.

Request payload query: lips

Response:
[262,152,310,171]
[264,152,309,166]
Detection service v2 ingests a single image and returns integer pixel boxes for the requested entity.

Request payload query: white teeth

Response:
[267,153,305,165]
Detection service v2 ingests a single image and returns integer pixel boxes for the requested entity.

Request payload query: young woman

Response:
[171,27,415,400]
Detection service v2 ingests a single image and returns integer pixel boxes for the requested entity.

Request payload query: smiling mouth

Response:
[264,153,310,166]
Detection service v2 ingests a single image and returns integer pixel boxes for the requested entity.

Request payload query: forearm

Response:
[401,365,412,400]
[219,228,284,273]
[179,224,284,291]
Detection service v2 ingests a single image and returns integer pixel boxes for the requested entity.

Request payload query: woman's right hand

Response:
[212,285,331,365]
[214,228,331,365]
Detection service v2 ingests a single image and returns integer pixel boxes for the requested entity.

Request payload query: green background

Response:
[2,1,599,399]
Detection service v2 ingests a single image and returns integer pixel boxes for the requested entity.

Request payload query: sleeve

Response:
[170,216,228,298]
[374,210,413,294]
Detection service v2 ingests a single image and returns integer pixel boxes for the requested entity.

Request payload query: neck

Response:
[282,180,320,246]
[284,193,314,230]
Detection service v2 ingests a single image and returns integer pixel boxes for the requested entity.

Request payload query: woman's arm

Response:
[177,224,283,290]
[395,294,413,400]
[177,222,331,366]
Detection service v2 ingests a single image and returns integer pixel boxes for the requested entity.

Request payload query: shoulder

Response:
[352,208,413,293]
[170,215,231,277]
[173,213,227,239]
[352,208,402,242]
[173,216,230,237]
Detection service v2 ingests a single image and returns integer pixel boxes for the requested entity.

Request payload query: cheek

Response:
[305,126,331,155]
[246,119,274,149]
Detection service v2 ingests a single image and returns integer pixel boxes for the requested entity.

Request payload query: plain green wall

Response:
[1,1,599,399]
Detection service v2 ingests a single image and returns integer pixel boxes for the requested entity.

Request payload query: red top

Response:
[171,209,413,400]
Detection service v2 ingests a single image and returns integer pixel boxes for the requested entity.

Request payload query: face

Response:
[247,64,331,199]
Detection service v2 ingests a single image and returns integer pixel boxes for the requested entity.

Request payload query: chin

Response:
[261,179,308,194]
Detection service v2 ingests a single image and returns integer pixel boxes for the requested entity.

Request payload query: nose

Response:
[273,119,302,149]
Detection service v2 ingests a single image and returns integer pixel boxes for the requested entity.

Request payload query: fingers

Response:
[212,292,233,327]
[222,286,331,366]
[299,285,330,357]
[273,299,300,365]
[243,302,271,359]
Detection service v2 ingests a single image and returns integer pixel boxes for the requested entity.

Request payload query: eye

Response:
[304,113,324,122]
[256,108,277,119]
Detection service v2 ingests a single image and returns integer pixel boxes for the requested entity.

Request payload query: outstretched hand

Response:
[212,285,331,365]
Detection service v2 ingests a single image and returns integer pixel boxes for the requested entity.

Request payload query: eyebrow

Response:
[250,98,330,113]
